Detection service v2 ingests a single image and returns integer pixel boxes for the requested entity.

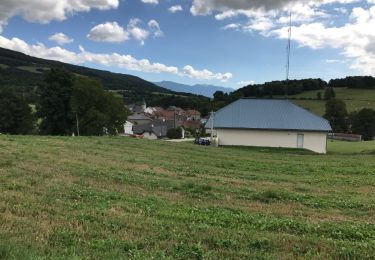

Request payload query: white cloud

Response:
[183,65,233,82]
[141,0,159,4]
[0,36,81,64]
[127,19,150,45]
[0,0,119,33]
[87,22,129,43]
[169,5,183,13]
[222,23,241,30]
[237,80,255,86]
[87,19,163,45]
[190,0,360,16]
[79,46,178,74]
[48,33,73,45]
[0,35,232,82]
[199,0,375,75]
[334,7,348,14]
[148,20,163,37]
[268,6,375,74]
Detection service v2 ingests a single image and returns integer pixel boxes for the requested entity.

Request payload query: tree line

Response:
[0,69,128,136]
[214,77,374,102]
[323,89,375,141]
[329,76,375,89]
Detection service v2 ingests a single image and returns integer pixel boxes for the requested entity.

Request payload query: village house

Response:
[123,121,134,135]
[132,119,174,140]
[206,99,332,154]
[125,100,204,139]
[186,110,201,121]
[144,106,163,116]
[127,113,153,126]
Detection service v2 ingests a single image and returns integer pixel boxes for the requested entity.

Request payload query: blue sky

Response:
[0,0,374,89]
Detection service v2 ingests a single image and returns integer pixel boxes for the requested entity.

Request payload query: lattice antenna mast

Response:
[286,11,292,82]
[284,10,292,99]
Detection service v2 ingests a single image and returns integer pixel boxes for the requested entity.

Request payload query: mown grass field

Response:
[0,136,374,259]
[287,87,375,115]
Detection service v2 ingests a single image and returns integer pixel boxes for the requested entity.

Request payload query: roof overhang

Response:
[213,127,331,133]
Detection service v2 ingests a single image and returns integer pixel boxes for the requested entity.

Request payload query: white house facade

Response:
[216,129,327,154]
[206,99,332,154]
[124,121,134,135]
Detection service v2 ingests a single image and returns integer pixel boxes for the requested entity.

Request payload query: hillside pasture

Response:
[288,87,375,116]
[0,136,374,259]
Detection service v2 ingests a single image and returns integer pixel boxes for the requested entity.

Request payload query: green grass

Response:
[16,66,49,74]
[328,140,375,154]
[0,64,9,69]
[0,136,374,259]
[284,88,375,115]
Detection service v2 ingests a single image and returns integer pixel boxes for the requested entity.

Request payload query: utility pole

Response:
[76,113,80,136]
[210,111,214,142]
[174,109,176,129]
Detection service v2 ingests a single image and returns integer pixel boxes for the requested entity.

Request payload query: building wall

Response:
[216,129,328,154]
[124,121,133,135]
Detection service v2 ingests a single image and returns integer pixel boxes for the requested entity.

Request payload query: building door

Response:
[297,134,304,148]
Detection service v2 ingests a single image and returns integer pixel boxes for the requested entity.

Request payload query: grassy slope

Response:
[0,136,374,259]
[287,88,375,116]
[328,140,375,154]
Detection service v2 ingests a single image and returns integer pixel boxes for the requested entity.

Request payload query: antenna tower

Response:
[284,11,292,98]
[286,11,292,82]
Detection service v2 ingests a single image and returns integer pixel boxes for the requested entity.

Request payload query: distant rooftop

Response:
[128,113,152,121]
[133,119,174,137]
[206,99,332,132]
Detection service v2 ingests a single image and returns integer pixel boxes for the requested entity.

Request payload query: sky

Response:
[0,0,374,89]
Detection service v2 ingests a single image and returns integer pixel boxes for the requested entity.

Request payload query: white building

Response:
[123,121,134,135]
[206,99,332,154]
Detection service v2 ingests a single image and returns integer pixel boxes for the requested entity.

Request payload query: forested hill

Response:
[0,47,171,94]
[233,77,375,98]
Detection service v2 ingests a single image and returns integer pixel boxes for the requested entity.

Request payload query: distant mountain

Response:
[0,47,171,95]
[155,81,234,97]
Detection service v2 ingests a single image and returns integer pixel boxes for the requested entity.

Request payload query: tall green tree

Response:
[324,99,349,133]
[350,109,375,141]
[102,91,129,135]
[0,89,35,134]
[71,77,128,135]
[324,87,336,100]
[37,69,75,135]
[213,91,227,101]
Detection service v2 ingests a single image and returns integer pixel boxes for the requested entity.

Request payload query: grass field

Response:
[0,136,374,259]
[285,88,375,116]
[328,140,375,154]
[16,66,49,74]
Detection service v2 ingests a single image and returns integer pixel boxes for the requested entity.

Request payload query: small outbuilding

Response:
[206,99,332,154]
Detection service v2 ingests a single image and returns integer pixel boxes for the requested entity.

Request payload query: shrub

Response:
[167,127,182,139]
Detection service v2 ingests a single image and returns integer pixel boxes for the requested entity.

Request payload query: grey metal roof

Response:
[128,113,152,121]
[133,119,174,137]
[206,99,332,132]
